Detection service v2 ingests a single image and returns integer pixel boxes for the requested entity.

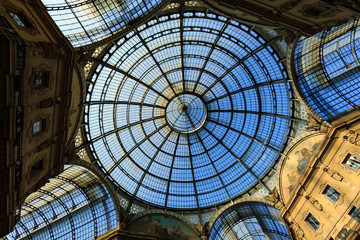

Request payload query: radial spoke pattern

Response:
[41,0,166,47]
[84,11,293,209]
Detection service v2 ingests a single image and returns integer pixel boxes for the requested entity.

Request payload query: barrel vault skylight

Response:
[41,0,167,47]
[83,10,294,210]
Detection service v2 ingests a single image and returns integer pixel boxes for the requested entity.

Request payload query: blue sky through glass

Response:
[41,0,165,47]
[84,11,293,209]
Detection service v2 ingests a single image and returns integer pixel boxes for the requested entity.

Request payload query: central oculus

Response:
[166,94,207,133]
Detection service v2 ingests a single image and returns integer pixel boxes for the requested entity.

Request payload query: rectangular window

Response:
[33,119,45,135]
[349,207,360,222]
[343,154,360,171]
[305,213,320,230]
[323,185,340,202]
[9,11,31,28]
[30,159,44,178]
[34,71,49,88]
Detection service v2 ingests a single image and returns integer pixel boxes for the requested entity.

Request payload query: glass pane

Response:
[84,11,293,209]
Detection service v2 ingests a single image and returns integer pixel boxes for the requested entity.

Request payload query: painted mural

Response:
[127,215,198,240]
[280,134,326,203]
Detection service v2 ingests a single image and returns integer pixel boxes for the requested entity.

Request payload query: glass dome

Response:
[84,11,293,209]
[41,0,167,47]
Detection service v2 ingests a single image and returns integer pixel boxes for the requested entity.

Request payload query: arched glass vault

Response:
[83,9,295,210]
[209,202,290,240]
[294,18,360,121]
[41,0,168,47]
[4,165,117,240]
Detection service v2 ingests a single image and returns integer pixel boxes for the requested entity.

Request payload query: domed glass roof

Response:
[84,11,293,209]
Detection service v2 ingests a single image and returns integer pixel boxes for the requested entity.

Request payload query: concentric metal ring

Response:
[84,11,293,209]
[166,94,207,133]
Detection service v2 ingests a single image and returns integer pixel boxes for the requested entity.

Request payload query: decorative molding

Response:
[193,222,210,240]
[263,187,285,210]
[30,64,53,95]
[303,210,324,236]
[38,42,63,59]
[305,114,329,133]
[289,221,307,240]
[1,1,38,35]
[323,167,346,183]
[320,182,345,207]
[119,207,135,230]
[39,97,60,109]
[304,194,323,211]
[35,138,56,153]
[343,130,360,146]
[340,151,360,176]
[27,114,49,142]
[274,28,297,45]
[300,4,337,19]
[26,154,46,181]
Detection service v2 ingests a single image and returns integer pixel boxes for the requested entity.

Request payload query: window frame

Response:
[323,185,340,202]
[32,119,46,136]
[305,213,320,230]
[30,159,44,178]
[343,153,360,171]
[349,206,360,222]
[34,71,50,89]
[8,10,33,29]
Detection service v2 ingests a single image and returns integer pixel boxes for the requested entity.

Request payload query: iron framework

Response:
[41,0,168,48]
[4,165,117,240]
[294,18,360,122]
[82,10,295,210]
[209,202,290,240]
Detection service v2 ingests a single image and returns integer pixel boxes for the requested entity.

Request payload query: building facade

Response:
[1,0,360,240]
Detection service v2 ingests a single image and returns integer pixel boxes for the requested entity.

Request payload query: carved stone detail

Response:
[305,195,323,211]
[35,139,57,153]
[39,98,60,109]
[119,207,135,230]
[37,42,62,59]
[274,28,297,45]
[194,222,209,240]
[77,50,95,68]
[305,114,329,133]
[289,221,307,240]
[263,187,285,209]
[343,130,360,146]
[30,64,53,95]
[323,167,345,182]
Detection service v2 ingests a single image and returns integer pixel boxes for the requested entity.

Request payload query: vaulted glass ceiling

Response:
[84,10,294,210]
[294,18,360,121]
[4,165,117,240]
[41,0,167,47]
[210,202,290,240]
